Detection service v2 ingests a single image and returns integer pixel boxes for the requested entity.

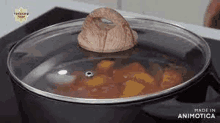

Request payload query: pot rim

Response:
[6,17,211,104]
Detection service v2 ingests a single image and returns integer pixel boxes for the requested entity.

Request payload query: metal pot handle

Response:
[209,67,220,95]
[142,63,220,119]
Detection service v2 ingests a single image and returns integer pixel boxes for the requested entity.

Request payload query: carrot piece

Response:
[121,80,145,97]
[133,73,155,84]
[101,60,114,66]
[161,70,182,89]
[97,60,114,69]
[96,60,115,75]
[86,75,112,87]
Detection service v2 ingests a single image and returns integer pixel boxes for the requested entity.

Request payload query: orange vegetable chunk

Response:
[132,72,155,84]
[86,75,112,87]
[161,69,182,89]
[96,60,115,76]
[121,80,145,97]
[97,60,114,68]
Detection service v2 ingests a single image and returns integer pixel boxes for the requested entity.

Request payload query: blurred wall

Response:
[73,0,210,26]
[72,0,118,9]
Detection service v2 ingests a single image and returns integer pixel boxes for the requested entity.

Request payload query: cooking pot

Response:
[6,18,220,123]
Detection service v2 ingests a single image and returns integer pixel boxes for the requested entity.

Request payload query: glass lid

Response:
[7,18,211,104]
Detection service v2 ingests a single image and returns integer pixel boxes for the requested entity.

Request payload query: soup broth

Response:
[17,33,196,99]
[32,55,194,99]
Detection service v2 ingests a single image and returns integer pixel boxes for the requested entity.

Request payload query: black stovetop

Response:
[0,7,219,123]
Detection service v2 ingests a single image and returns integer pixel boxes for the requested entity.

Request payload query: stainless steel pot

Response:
[7,18,220,123]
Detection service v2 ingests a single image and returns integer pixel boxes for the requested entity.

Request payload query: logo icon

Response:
[14,7,29,23]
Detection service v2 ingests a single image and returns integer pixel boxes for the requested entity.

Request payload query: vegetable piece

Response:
[96,60,115,76]
[161,69,183,89]
[86,74,113,87]
[121,80,145,97]
[133,72,155,84]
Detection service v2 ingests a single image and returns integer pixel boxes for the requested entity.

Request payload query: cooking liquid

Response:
[17,35,197,99]
[9,28,203,99]
[32,55,194,99]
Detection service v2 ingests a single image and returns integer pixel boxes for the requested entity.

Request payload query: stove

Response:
[0,7,219,123]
